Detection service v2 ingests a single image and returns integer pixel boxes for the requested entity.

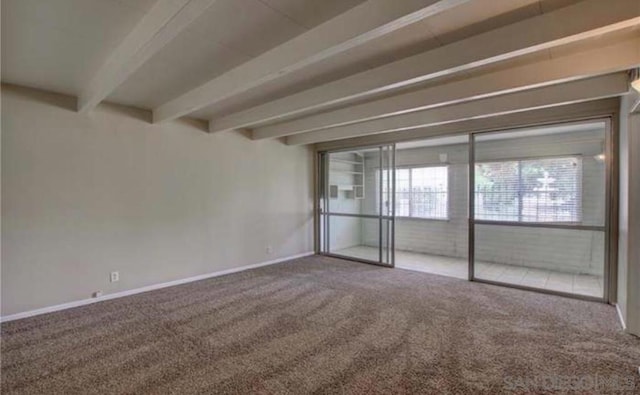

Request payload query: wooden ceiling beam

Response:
[151,0,471,123]
[211,0,640,133]
[286,73,629,145]
[77,0,218,113]
[253,37,640,139]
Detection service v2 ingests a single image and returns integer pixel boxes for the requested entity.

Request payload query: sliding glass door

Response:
[316,119,614,302]
[469,120,611,300]
[318,145,395,267]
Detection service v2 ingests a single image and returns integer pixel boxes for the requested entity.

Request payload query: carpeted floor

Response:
[2,255,639,394]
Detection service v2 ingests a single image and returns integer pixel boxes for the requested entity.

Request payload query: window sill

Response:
[472,219,603,231]
[395,216,450,222]
[474,219,583,226]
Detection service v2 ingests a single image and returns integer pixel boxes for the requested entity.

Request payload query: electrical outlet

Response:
[266,246,273,254]
[110,271,119,283]
[93,291,103,298]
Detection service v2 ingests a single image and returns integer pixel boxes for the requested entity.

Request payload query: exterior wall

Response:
[362,128,607,275]
[1,85,314,316]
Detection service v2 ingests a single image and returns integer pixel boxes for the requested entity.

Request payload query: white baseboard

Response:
[616,303,627,331]
[0,252,314,323]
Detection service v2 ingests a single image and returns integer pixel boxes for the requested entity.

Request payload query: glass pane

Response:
[362,145,398,218]
[475,161,519,221]
[380,166,449,219]
[328,216,380,262]
[386,168,410,216]
[327,150,367,214]
[474,224,604,298]
[471,120,608,298]
[474,121,606,226]
[411,166,449,219]
[380,145,394,218]
[390,135,469,279]
[328,148,390,216]
[475,157,582,222]
[324,145,393,266]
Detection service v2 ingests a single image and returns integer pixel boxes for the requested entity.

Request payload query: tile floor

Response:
[333,245,604,298]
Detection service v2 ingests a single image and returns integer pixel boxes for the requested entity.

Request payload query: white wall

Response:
[362,129,607,275]
[618,91,640,335]
[618,95,630,325]
[1,85,314,317]
[628,102,640,336]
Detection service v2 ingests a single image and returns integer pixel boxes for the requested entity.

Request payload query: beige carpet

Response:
[2,255,639,394]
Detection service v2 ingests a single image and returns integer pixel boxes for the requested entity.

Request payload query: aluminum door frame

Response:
[467,118,614,303]
[317,144,395,268]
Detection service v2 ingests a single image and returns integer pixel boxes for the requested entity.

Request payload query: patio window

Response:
[474,156,582,223]
[380,166,449,219]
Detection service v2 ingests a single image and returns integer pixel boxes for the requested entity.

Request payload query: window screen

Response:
[381,166,448,219]
[475,156,582,222]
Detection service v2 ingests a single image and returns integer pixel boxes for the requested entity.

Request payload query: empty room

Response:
[2,0,640,393]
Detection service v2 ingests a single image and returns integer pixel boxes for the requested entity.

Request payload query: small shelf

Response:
[329,185,339,199]
[329,184,365,199]
[328,152,365,200]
